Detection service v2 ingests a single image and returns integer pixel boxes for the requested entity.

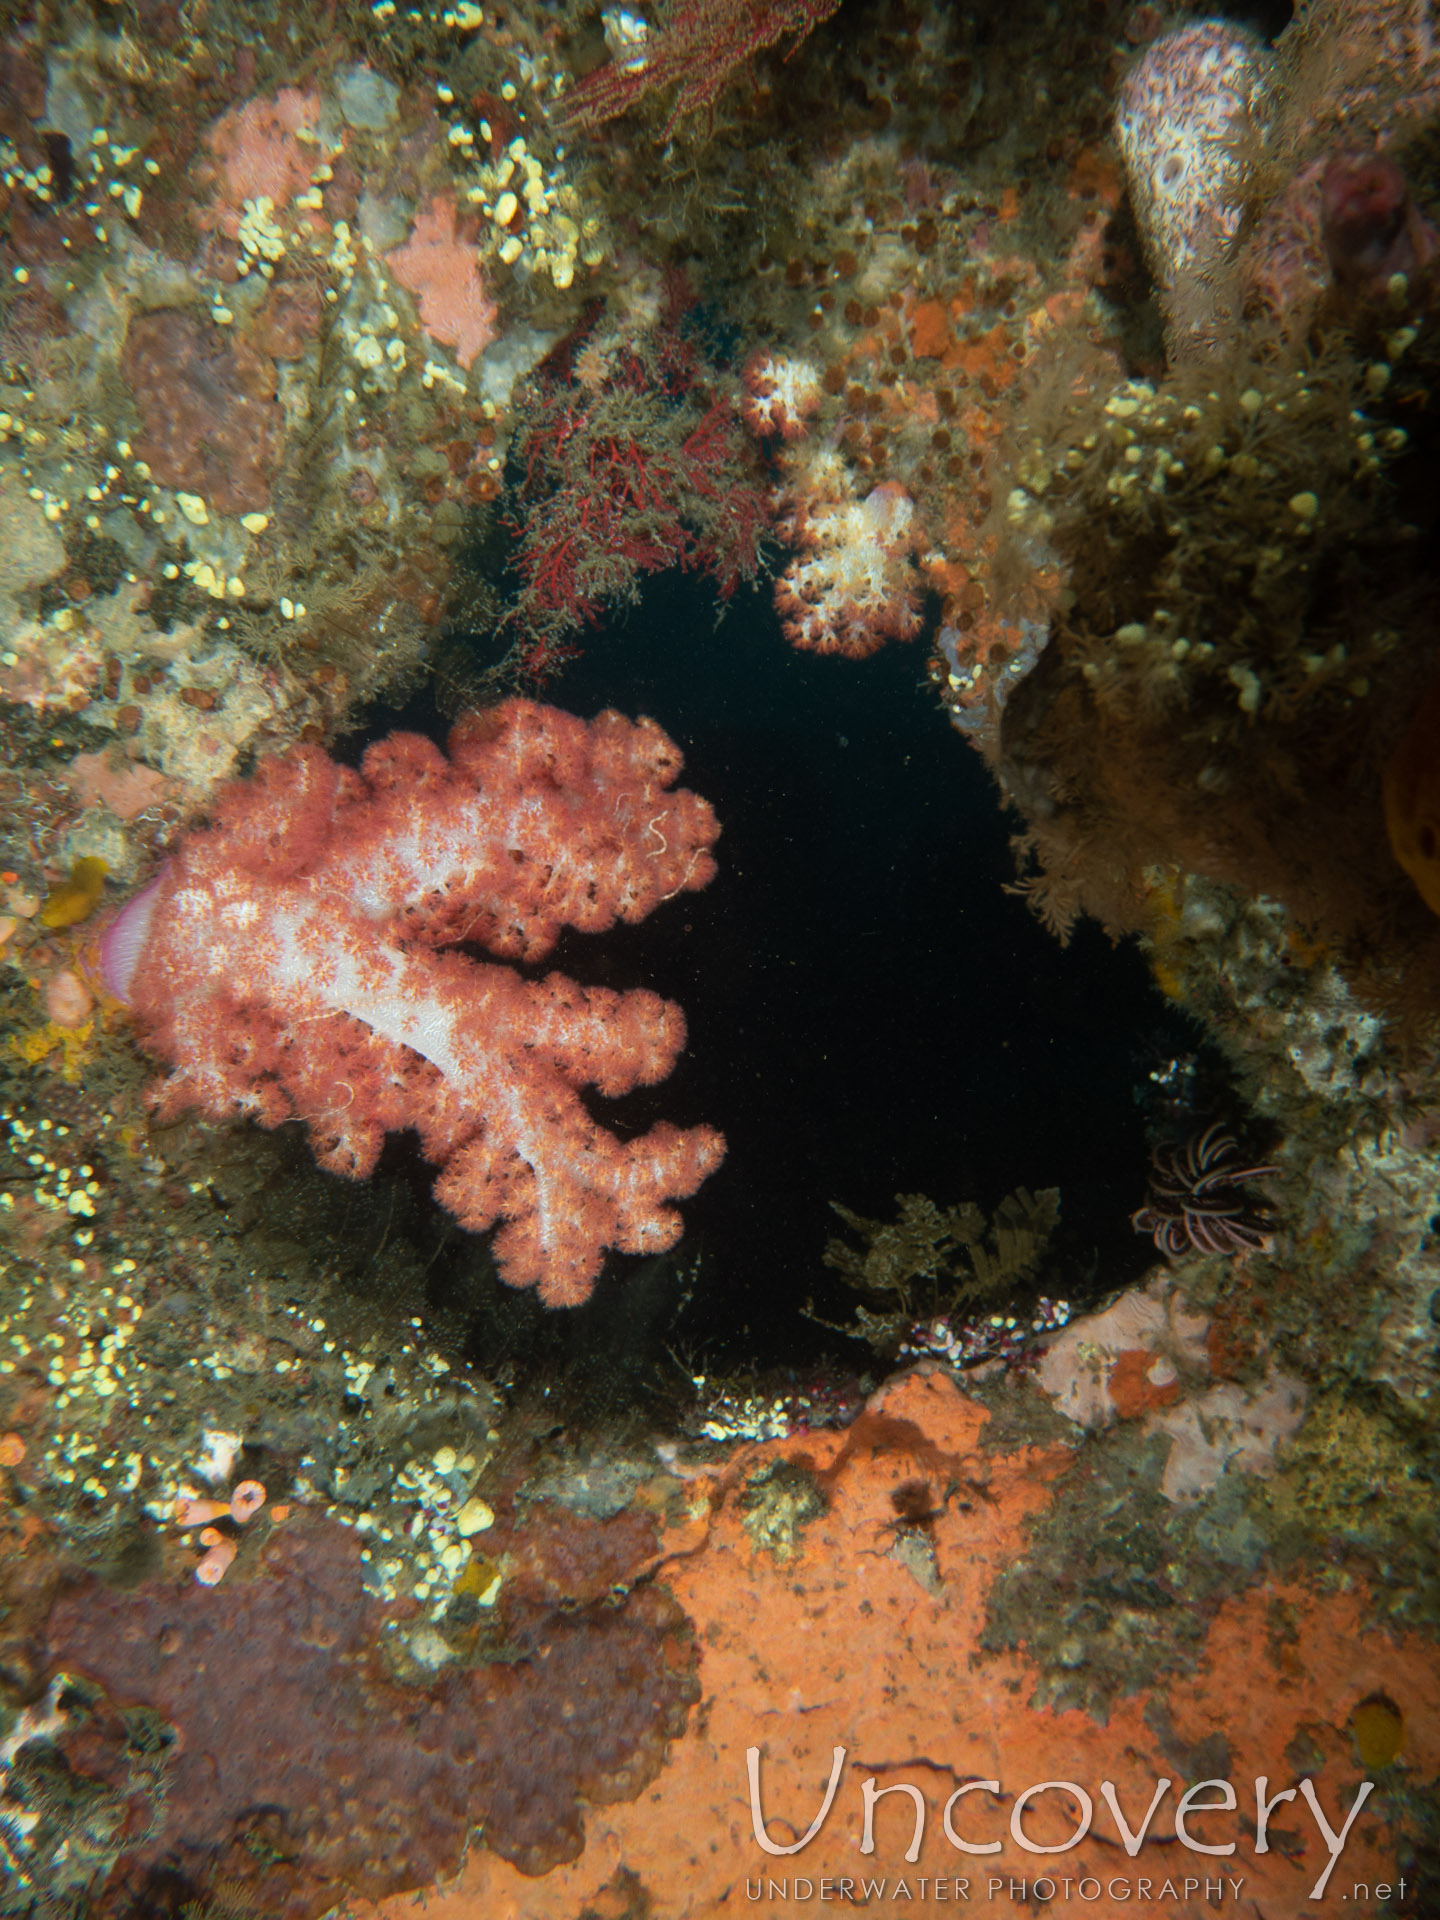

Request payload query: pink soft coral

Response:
[100,700,725,1307]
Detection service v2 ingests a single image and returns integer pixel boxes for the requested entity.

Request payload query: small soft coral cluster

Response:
[740,347,823,440]
[774,470,925,659]
[742,353,926,659]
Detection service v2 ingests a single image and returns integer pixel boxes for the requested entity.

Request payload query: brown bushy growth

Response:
[990,333,1440,1020]
[45,1509,698,1916]
[812,1186,1063,1360]
[824,1188,1061,1321]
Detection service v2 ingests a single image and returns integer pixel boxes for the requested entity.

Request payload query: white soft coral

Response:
[740,349,824,441]
[774,471,924,659]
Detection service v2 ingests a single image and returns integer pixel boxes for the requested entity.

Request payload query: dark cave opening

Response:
[332,573,1214,1397]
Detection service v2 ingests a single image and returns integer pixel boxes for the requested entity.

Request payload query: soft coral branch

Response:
[102,700,726,1307]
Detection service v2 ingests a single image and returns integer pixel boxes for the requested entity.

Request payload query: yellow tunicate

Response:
[39,857,109,928]
[453,1553,503,1603]
[1350,1695,1404,1769]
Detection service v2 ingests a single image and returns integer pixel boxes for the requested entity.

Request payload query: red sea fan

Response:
[558,0,842,137]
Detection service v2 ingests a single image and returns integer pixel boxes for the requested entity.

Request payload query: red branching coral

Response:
[101,699,725,1307]
[502,310,771,676]
[559,0,842,136]
[45,1509,698,1914]
[119,309,283,516]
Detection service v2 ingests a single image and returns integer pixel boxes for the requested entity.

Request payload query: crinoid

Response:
[1131,1122,1278,1258]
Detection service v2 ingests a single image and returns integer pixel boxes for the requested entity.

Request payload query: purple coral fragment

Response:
[1321,152,1438,303]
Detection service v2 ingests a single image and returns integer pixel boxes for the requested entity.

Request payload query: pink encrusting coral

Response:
[102,700,725,1307]
[386,194,499,370]
[205,86,323,212]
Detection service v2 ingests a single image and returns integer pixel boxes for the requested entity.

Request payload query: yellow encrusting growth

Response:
[38,858,109,928]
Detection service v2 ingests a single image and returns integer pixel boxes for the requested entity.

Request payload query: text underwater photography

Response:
[741,1748,1400,1906]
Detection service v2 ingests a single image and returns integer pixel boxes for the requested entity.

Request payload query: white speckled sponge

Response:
[1116,19,1273,299]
